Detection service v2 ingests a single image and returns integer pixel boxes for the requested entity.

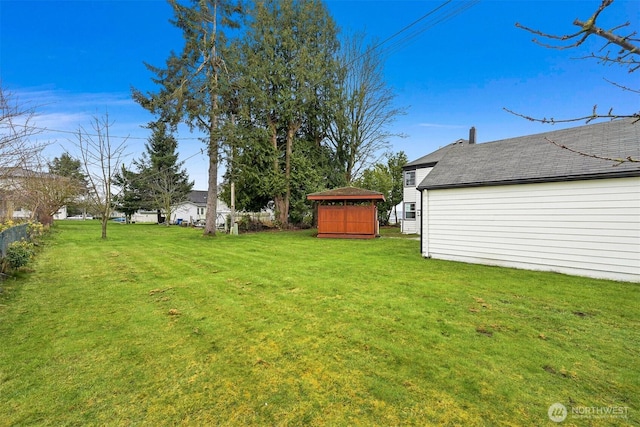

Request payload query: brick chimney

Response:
[469,126,476,144]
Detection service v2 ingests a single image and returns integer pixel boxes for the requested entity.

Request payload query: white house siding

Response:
[172,202,201,224]
[131,211,157,223]
[402,166,433,234]
[421,177,640,282]
[171,199,231,226]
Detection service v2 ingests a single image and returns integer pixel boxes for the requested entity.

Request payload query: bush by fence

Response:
[0,224,28,258]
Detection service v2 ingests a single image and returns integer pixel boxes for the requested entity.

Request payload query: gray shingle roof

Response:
[187,190,208,205]
[404,141,462,169]
[418,119,640,190]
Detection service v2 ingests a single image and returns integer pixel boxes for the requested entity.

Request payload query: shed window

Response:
[404,202,416,220]
[404,171,415,187]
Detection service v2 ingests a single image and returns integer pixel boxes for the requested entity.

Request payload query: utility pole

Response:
[230,181,237,235]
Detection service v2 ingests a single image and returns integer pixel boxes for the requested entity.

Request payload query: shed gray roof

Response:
[307,186,385,200]
[418,119,640,190]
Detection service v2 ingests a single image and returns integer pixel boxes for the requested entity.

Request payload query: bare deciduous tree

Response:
[505,0,639,164]
[0,86,49,221]
[0,86,47,172]
[15,155,84,225]
[148,168,188,226]
[516,0,638,74]
[326,32,406,185]
[505,0,639,125]
[74,114,127,239]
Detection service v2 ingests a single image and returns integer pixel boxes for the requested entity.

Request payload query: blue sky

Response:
[1,0,638,189]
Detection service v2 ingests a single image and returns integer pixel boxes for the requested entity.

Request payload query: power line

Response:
[369,0,453,54]
[14,3,480,146]
[11,122,204,141]
[378,1,480,61]
[344,0,478,70]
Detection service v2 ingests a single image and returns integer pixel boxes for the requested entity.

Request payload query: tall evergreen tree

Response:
[239,0,340,226]
[137,121,193,225]
[48,153,87,186]
[113,165,146,223]
[132,0,243,235]
[48,153,88,216]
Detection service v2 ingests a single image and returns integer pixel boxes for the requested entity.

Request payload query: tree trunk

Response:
[101,217,107,239]
[281,126,295,227]
[269,121,287,226]
[164,199,171,226]
[203,136,218,236]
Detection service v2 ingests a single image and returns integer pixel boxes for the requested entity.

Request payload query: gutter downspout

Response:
[419,187,424,256]
[420,187,431,258]
[420,190,424,255]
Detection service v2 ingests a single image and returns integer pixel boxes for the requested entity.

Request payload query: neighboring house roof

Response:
[307,186,385,201]
[418,119,640,190]
[185,190,208,205]
[403,141,462,169]
[177,190,231,214]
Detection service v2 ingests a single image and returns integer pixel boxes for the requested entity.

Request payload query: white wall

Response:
[402,166,433,234]
[389,202,403,225]
[421,177,640,282]
[54,206,67,220]
[131,211,157,223]
[172,202,200,224]
[171,200,230,226]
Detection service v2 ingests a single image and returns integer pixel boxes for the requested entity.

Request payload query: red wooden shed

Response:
[307,187,385,239]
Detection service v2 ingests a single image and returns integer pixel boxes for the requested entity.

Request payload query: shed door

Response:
[318,205,376,236]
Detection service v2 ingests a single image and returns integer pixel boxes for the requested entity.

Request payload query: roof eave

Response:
[418,170,640,191]
[403,161,438,170]
[307,194,386,201]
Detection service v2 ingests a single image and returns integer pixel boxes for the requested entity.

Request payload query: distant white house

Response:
[416,119,639,282]
[388,202,403,225]
[130,211,158,224]
[13,205,68,221]
[171,190,231,227]
[0,167,69,223]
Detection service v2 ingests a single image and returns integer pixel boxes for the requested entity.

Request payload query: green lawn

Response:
[0,221,638,426]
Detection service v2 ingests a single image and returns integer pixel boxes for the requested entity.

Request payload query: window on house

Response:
[404,170,415,187]
[404,202,416,220]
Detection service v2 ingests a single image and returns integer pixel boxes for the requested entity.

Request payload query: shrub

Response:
[0,220,16,233]
[237,214,268,232]
[5,240,35,270]
[27,222,45,239]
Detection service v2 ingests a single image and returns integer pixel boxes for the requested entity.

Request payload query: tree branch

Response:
[545,136,638,164]
[503,106,640,124]
[515,0,639,71]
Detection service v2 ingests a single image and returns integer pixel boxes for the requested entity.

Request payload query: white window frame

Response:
[404,170,416,187]
[404,202,416,220]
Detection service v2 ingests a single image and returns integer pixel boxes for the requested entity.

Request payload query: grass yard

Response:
[0,221,638,426]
